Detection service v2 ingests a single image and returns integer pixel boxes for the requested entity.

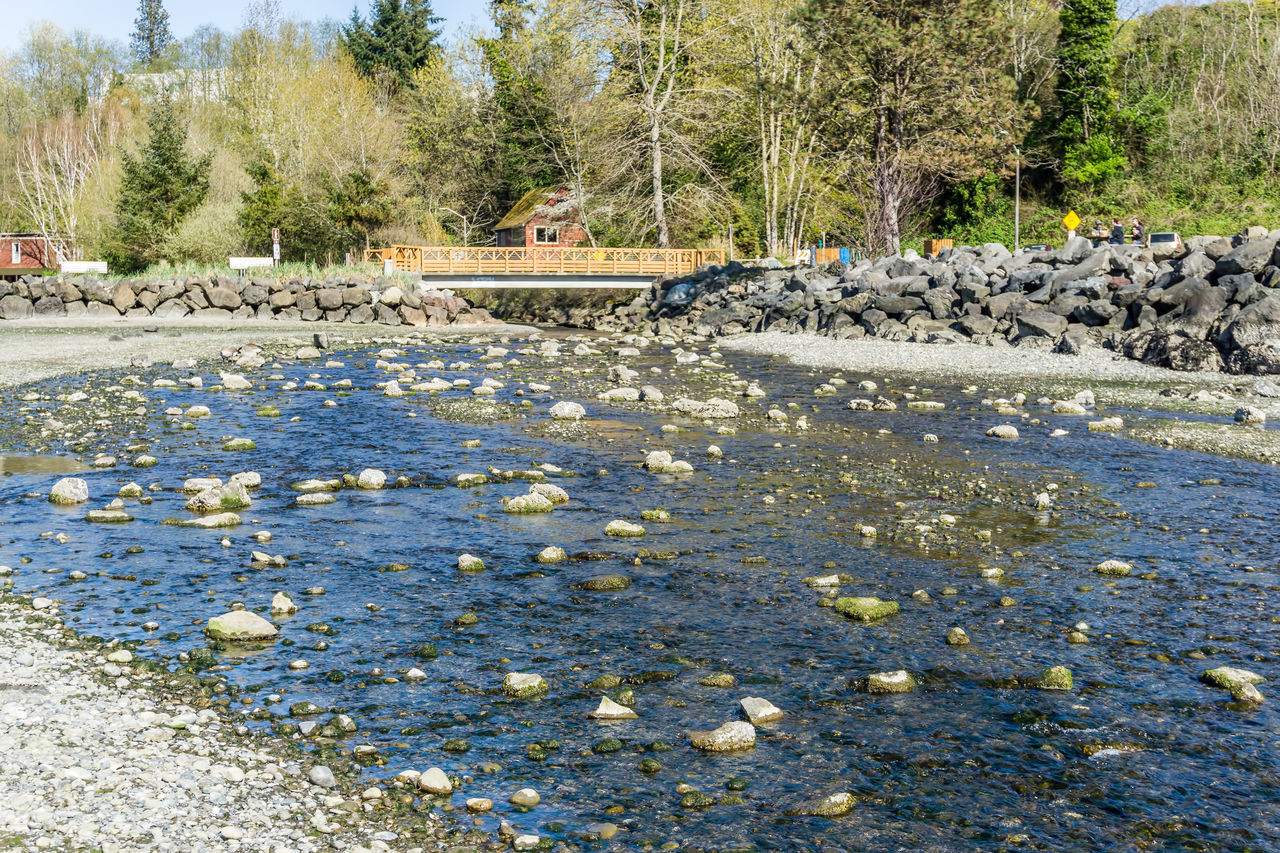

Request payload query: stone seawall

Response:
[0,274,497,328]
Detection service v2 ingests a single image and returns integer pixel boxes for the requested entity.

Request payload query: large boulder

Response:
[48,477,89,505]
[205,610,278,641]
[1014,308,1068,339]
[0,295,34,319]
[1215,232,1280,277]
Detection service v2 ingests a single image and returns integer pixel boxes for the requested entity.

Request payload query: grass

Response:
[80,260,421,287]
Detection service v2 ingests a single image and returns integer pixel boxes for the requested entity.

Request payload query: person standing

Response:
[1109,218,1125,245]
[1131,217,1145,246]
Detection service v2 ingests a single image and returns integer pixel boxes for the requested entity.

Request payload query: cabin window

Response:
[9,242,19,265]
[534,227,559,245]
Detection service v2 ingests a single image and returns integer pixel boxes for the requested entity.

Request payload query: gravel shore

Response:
[0,598,440,853]
[719,331,1233,384]
[0,317,534,390]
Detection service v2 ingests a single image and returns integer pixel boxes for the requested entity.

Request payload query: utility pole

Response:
[1013,145,1021,251]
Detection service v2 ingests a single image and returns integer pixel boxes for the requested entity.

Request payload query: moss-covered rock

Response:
[834,597,899,622]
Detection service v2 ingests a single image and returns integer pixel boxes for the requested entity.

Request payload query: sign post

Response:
[271,228,280,266]
[1062,210,1081,241]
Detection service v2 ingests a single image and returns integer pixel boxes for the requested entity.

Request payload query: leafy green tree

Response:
[238,156,287,254]
[131,0,175,69]
[342,0,443,92]
[1054,0,1125,186]
[106,97,211,271]
[805,0,1015,255]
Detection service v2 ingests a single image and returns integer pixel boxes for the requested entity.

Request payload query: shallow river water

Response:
[2,333,1278,852]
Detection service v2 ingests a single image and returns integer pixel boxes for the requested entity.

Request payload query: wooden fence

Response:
[364,245,725,277]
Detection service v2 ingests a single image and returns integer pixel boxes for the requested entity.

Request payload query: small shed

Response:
[493,188,587,248]
[1,233,62,280]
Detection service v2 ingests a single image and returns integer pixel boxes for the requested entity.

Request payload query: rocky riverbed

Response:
[1,325,1278,851]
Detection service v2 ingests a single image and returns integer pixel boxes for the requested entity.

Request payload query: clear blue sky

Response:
[1,0,482,53]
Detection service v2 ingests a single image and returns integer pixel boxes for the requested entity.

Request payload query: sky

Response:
[0,0,482,53]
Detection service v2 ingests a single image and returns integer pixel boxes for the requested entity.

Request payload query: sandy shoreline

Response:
[0,318,536,390]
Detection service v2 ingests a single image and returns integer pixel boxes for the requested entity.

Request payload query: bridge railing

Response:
[364,245,725,277]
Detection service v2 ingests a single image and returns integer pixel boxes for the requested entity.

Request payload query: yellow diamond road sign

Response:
[1062,210,1081,231]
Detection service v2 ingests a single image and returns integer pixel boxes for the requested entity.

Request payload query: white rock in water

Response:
[206,610,278,641]
[550,401,586,420]
[220,373,251,390]
[229,471,261,489]
[417,767,452,795]
[509,788,541,808]
[384,381,405,397]
[502,672,548,698]
[739,696,783,724]
[986,424,1019,439]
[514,835,540,850]
[530,483,569,504]
[270,592,298,615]
[690,720,756,752]
[504,493,554,514]
[457,554,486,571]
[356,468,386,489]
[296,493,337,506]
[590,696,638,720]
[1052,400,1087,414]
[604,520,645,537]
[49,477,89,505]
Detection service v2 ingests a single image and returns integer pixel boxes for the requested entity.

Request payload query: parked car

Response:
[1020,243,1052,253]
[1145,232,1183,253]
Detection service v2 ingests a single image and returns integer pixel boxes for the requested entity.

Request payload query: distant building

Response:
[493,188,587,248]
[0,234,62,280]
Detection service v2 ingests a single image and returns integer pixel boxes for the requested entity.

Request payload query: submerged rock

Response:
[1038,665,1074,690]
[864,670,917,694]
[784,791,854,818]
[574,574,632,591]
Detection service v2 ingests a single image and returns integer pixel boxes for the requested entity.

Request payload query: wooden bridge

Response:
[363,245,724,288]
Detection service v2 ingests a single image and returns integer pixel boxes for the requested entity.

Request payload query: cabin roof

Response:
[494,188,574,231]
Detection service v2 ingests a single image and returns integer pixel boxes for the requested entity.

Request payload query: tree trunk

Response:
[650,115,669,248]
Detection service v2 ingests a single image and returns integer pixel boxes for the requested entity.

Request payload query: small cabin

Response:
[1,233,62,280]
[493,188,587,248]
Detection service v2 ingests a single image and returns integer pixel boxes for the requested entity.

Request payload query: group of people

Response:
[1088,217,1145,246]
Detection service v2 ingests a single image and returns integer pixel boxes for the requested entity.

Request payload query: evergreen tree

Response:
[107,97,212,272]
[343,0,443,92]
[131,0,175,69]
[1054,0,1125,186]
[478,0,557,213]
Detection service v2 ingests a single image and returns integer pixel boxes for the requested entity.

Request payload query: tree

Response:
[343,0,443,93]
[805,0,1015,255]
[601,0,723,248]
[107,97,211,271]
[14,103,126,261]
[131,0,175,69]
[1054,0,1125,186]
